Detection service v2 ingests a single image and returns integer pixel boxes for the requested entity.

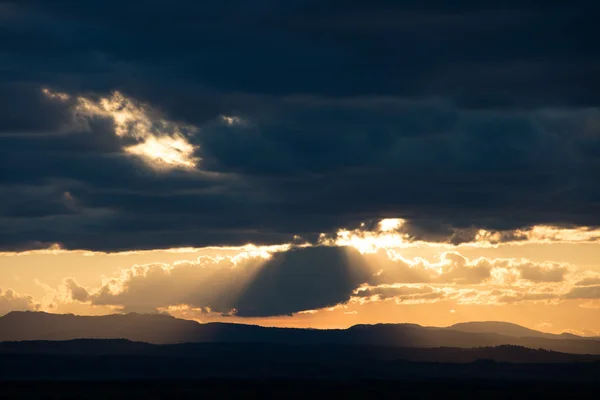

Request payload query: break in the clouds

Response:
[322,219,600,252]
[42,88,200,170]
[1,1,599,251]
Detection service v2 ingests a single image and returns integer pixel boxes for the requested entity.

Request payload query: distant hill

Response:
[1,339,598,364]
[448,321,565,340]
[1,311,599,355]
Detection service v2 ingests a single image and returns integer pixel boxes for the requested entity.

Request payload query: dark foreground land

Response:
[2,344,599,399]
[1,342,599,383]
[1,380,598,400]
[2,314,599,398]
[1,345,600,381]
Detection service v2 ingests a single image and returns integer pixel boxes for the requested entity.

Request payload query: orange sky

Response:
[2,220,599,336]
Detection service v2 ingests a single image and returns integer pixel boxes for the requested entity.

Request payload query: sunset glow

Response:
[4,1,600,356]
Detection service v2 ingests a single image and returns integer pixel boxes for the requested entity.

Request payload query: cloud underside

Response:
[0,1,599,251]
[53,246,599,318]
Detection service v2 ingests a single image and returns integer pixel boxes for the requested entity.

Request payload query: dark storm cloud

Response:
[3,1,598,107]
[1,0,599,251]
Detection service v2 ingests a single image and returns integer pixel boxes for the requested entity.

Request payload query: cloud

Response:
[0,1,599,251]
[64,279,89,302]
[353,284,443,304]
[351,282,600,308]
[492,291,560,305]
[42,89,200,170]
[564,286,600,300]
[0,288,39,315]
[72,246,369,317]
[5,1,595,106]
[4,92,600,251]
[323,220,600,252]
[61,245,582,317]
[575,277,600,286]
[516,263,569,283]
[435,253,492,284]
[350,285,565,307]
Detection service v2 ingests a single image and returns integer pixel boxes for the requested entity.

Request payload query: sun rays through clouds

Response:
[42,88,200,171]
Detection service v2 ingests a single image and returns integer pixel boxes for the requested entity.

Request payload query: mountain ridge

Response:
[2,311,590,338]
[1,311,598,355]
[1,338,599,364]
[448,321,572,340]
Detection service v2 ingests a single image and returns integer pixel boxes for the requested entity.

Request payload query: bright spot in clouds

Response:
[326,228,412,253]
[43,88,199,170]
[220,115,244,125]
[42,87,70,101]
[320,219,600,254]
[379,218,405,232]
[520,225,600,243]
[125,135,197,169]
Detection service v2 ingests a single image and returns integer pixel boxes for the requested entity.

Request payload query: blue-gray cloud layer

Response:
[1,1,599,251]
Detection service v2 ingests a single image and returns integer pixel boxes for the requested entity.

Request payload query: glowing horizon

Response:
[1,219,599,336]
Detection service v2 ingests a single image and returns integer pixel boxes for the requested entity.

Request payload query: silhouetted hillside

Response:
[1,311,599,355]
[449,321,563,339]
[1,340,598,364]
[0,350,598,381]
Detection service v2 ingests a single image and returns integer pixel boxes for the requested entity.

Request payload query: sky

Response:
[1,1,599,335]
